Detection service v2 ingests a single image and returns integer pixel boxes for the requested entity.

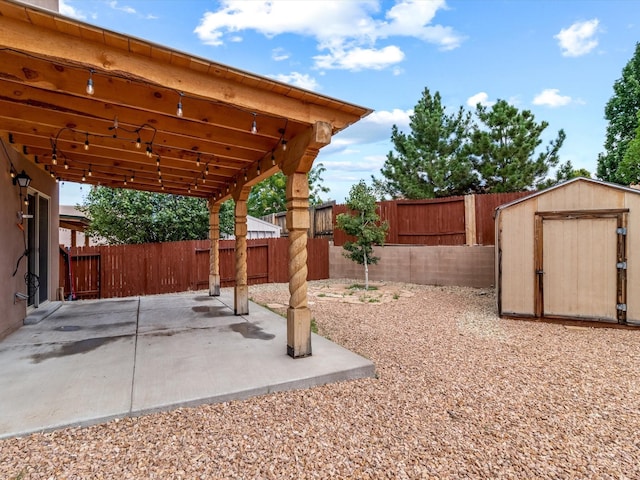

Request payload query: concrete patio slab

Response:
[0,289,375,439]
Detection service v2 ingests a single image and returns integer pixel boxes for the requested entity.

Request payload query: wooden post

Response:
[234,193,249,315]
[286,172,312,358]
[464,194,477,246]
[208,201,221,296]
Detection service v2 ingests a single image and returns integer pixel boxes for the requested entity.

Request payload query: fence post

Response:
[464,194,477,246]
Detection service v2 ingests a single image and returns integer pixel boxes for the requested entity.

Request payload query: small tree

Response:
[335,180,388,290]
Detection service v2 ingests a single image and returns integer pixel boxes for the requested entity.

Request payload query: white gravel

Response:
[2,280,640,479]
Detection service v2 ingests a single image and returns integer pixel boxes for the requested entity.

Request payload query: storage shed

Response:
[495,177,640,326]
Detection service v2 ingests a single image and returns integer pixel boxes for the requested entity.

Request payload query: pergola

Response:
[0,0,371,357]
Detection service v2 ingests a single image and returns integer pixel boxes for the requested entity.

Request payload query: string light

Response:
[88,165,92,176]
[130,172,135,182]
[51,145,57,165]
[202,173,206,184]
[251,113,257,134]
[86,69,95,95]
[64,160,69,170]
[196,153,201,167]
[84,133,90,151]
[257,162,261,175]
[136,136,141,149]
[271,151,276,166]
[146,144,153,157]
[176,92,184,117]
[156,155,161,167]
[205,165,209,176]
[281,139,287,151]
[244,170,248,181]
[81,171,86,182]
[123,176,127,186]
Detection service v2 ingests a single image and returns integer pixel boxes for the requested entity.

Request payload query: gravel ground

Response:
[2,280,640,479]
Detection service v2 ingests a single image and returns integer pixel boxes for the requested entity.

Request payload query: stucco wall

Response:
[329,245,495,288]
[1,143,59,339]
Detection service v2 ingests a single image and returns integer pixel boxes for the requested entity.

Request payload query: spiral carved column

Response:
[208,201,221,296]
[234,198,249,315]
[286,172,312,358]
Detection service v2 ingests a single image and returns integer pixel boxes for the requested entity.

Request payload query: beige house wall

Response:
[330,245,495,288]
[1,144,59,339]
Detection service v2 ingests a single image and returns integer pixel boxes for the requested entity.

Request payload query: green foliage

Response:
[372,88,477,199]
[80,187,210,244]
[537,161,592,190]
[247,163,330,217]
[219,199,235,237]
[469,99,565,192]
[336,181,388,268]
[597,42,640,184]
[373,88,566,198]
[618,113,640,184]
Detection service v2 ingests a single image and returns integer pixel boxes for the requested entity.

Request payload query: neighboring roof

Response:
[495,177,640,212]
[59,204,89,230]
[0,0,372,200]
[248,215,282,234]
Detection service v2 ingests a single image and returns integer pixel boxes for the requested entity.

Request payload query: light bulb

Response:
[205,165,209,176]
[257,163,261,175]
[88,166,92,176]
[82,171,86,182]
[271,152,276,166]
[177,92,184,117]
[86,70,94,95]
[251,113,257,134]
[64,161,69,170]
[196,154,201,167]
[136,137,141,149]
[282,139,287,151]
[84,134,89,151]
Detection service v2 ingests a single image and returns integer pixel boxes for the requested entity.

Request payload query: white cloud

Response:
[272,48,290,62]
[466,92,494,107]
[109,1,136,15]
[555,19,599,57]
[532,88,572,107]
[314,45,405,71]
[59,0,87,20]
[269,72,320,91]
[194,0,463,71]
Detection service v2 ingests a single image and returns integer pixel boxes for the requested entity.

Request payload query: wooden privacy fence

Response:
[332,192,532,246]
[59,238,329,300]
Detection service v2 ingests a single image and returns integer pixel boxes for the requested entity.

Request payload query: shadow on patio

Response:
[0,288,374,439]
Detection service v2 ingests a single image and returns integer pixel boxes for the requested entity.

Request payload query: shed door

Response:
[536,211,627,323]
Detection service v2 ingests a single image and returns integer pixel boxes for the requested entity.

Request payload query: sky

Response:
[56,0,640,206]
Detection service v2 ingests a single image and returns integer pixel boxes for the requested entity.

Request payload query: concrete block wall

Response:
[329,245,495,288]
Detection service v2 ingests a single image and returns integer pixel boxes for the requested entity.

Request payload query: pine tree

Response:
[469,100,565,192]
[372,88,477,199]
[597,42,640,184]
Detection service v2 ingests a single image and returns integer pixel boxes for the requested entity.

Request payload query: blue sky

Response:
[57,0,640,206]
